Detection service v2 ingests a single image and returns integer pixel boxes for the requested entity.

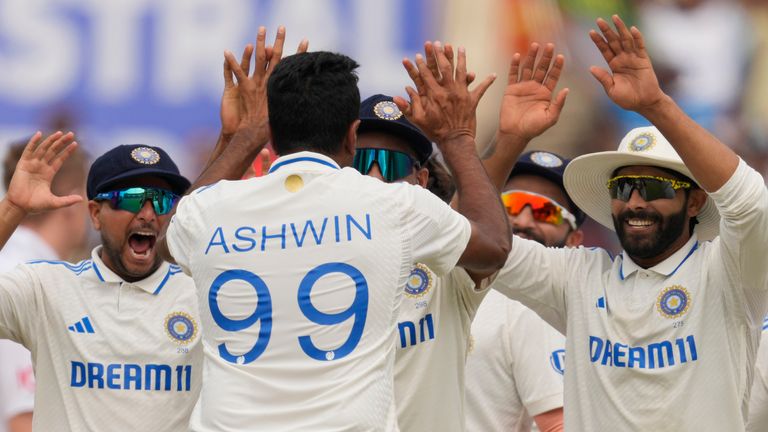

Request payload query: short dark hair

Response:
[267,52,360,156]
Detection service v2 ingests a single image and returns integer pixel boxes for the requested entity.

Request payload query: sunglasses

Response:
[353,148,420,182]
[607,175,691,202]
[501,190,577,229]
[94,187,180,215]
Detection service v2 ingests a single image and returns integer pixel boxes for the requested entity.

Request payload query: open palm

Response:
[499,43,568,141]
[6,131,83,214]
[589,15,664,112]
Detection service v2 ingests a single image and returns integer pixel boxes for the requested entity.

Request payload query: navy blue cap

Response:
[358,94,432,164]
[86,145,191,199]
[509,151,586,226]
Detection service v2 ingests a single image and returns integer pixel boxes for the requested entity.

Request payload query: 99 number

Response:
[208,263,368,364]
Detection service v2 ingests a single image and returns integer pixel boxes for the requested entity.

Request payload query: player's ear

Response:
[565,228,584,247]
[88,200,102,231]
[416,166,429,188]
[341,119,360,165]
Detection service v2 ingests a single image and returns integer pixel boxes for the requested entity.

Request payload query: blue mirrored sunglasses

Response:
[94,187,179,215]
[353,148,419,182]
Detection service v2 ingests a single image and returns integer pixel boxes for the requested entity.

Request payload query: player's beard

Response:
[100,230,162,281]
[613,201,688,260]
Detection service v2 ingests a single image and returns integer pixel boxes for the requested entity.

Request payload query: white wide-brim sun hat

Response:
[563,126,720,241]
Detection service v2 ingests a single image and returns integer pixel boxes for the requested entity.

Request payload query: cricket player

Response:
[465,151,584,432]
[160,31,509,430]
[351,41,570,432]
[489,16,768,430]
[353,93,490,432]
[0,140,88,432]
[0,132,201,431]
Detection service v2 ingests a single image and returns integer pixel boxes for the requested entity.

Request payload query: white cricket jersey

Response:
[747,317,768,432]
[490,160,768,431]
[0,247,202,431]
[394,264,486,432]
[0,227,52,432]
[166,151,472,432]
[465,289,564,432]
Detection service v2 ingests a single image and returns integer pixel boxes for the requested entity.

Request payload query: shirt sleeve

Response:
[0,266,38,346]
[507,303,565,417]
[166,192,207,276]
[488,236,571,333]
[0,341,35,422]
[708,159,768,325]
[400,184,471,276]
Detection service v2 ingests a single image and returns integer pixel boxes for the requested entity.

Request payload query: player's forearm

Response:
[440,135,510,272]
[638,94,739,192]
[191,124,268,191]
[0,199,26,252]
[481,131,530,191]
[201,132,235,174]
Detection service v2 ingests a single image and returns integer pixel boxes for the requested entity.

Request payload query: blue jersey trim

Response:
[27,259,92,275]
[193,182,219,194]
[91,262,105,282]
[153,266,181,295]
[667,241,698,277]
[268,157,339,174]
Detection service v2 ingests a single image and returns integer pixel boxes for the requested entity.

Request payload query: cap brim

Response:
[91,167,191,198]
[563,151,720,241]
[358,119,432,164]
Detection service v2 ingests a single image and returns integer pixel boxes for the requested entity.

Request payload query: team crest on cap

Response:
[373,101,403,121]
[629,132,656,152]
[404,263,432,298]
[164,312,198,345]
[529,151,562,168]
[131,147,161,165]
[656,285,691,319]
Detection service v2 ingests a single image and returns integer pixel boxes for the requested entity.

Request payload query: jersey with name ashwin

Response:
[0,247,202,431]
[489,160,768,431]
[166,151,472,432]
[394,264,486,432]
[465,289,564,432]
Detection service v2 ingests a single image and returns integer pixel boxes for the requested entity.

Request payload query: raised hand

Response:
[224,26,309,131]
[5,131,82,214]
[221,44,254,136]
[499,42,568,142]
[589,15,664,112]
[395,41,496,144]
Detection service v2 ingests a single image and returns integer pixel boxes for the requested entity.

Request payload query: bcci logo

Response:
[164,312,198,345]
[373,101,403,121]
[131,147,161,165]
[530,151,562,168]
[628,132,656,152]
[656,285,691,319]
[404,263,433,298]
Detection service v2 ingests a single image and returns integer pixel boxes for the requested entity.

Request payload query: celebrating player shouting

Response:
[0,132,201,431]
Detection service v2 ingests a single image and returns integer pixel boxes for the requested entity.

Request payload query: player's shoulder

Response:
[22,258,95,278]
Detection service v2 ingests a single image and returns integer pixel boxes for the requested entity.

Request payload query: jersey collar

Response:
[87,246,178,294]
[619,234,699,280]
[267,151,341,174]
